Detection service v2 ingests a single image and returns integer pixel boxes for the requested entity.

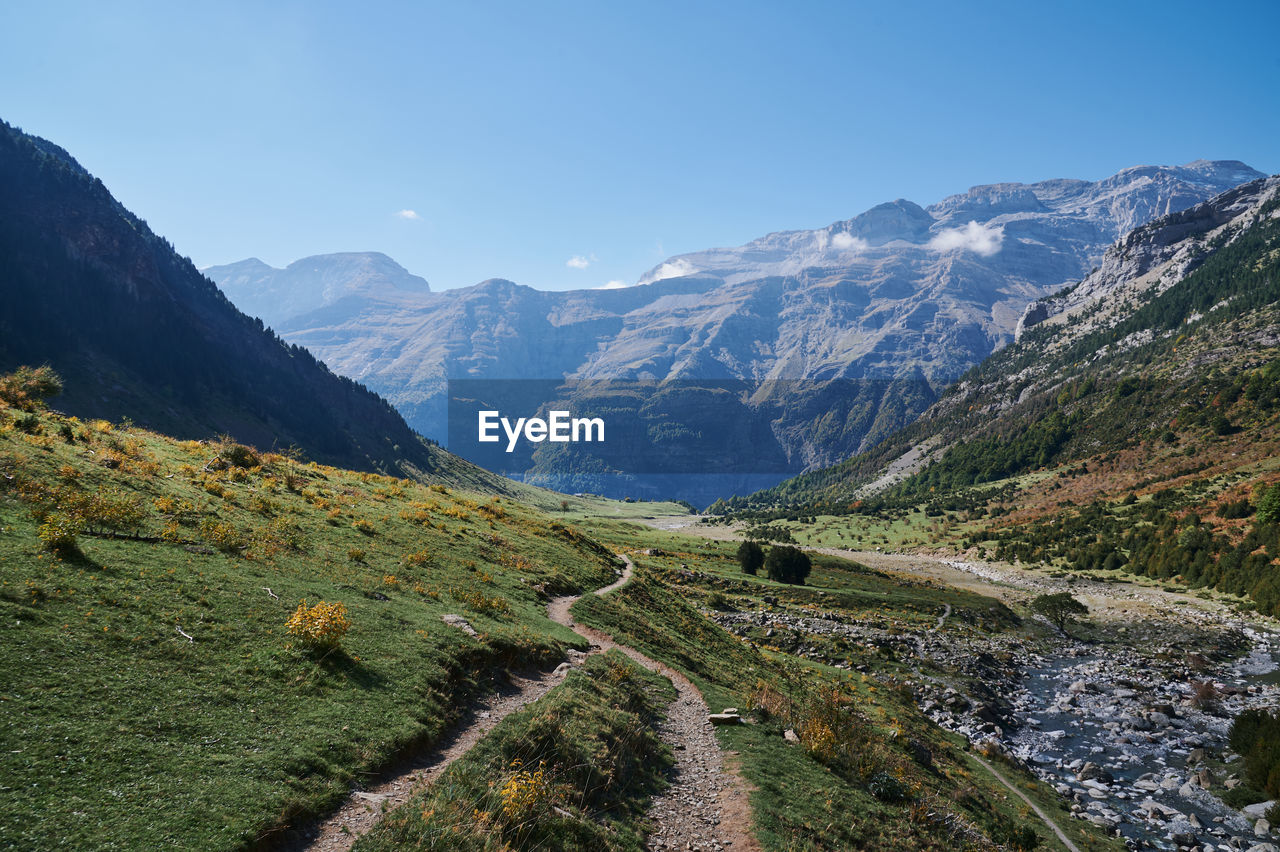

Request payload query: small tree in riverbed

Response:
[737,540,764,575]
[1030,592,1088,637]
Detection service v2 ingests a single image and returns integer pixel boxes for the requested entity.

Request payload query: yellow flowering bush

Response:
[287,600,351,650]
[498,759,553,823]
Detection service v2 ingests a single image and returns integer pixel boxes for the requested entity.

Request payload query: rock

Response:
[783,728,799,743]
[708,713,741,726]
[441,614,478,636]
[554,662,571,675]
[1247,844,1280,852]
[1079,762,1114,784]
[1258,818,1272,837]
[1245,802,1277,819]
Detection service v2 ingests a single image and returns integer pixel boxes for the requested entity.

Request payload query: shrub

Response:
[498,759,555,824]
[0,365,62,411]
[217,440,260,469]
[765,545,812,585]
[286,600,351,651]
[37,512,83,555]
[199,518,244,553]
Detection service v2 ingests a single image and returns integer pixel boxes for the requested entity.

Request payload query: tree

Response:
[1258,483,1280,526]
[765,545,812,585]
[736,540,764,575]
[1030,592,1088,636]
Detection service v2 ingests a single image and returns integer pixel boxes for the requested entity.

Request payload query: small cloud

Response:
[830,232,869,252]
[928,220,1004,256]
[566,254,594,270]
[596,280,629,290]
[396,209,421,220]
[649,258,696,281]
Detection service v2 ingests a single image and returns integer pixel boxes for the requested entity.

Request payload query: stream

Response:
[1005,628,1280,850]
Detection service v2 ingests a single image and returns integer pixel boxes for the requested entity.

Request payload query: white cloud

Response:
[596,280,629,290]
[566,254,593,269]
[928,220,1004,256]
[649,258,696,281]
[830,232,869,252]
[396,209,421,220]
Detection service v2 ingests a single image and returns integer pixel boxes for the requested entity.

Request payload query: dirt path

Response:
[297,663,573,852]
[297,556,757,852]
[970,754,1082,852]
[549,555,760,852]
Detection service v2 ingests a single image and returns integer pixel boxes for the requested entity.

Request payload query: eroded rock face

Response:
[206,162,1263,495]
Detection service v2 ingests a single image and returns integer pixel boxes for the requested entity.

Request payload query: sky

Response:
[2,1,1278,292]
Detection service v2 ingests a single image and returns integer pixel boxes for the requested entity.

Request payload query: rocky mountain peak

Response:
[205,251,430,329]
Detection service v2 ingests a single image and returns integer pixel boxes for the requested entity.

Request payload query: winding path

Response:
[970,754,1082,852]
[296,555,757,852]
[549,556,759,852]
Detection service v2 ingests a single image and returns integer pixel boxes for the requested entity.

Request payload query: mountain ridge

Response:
[205,161,1262,503]
[0,119,509,494]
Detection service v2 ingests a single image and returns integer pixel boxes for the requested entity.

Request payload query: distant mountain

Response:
[204,252,430,331]
[735,172,1280,612]
[0,119,493,489]
[208,161,1262,505]
[744,173,1280,512]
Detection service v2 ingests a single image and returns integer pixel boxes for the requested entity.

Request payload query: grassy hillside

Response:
[0,376,1121,851]
[0,391,625,849]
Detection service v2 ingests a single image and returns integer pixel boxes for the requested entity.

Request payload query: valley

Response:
[2,115,1279,852]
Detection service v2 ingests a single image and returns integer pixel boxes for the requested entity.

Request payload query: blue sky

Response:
[2,1,1278,291]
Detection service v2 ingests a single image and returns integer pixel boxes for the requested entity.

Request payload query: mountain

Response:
[0,119,490,487]
[203,252,430,331]
[207,161,1262,505]
[735,174,1280,610]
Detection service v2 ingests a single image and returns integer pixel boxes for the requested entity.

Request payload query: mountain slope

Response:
[737,175,1280,610]
[0,120,465,482]
[208,162,1260,504]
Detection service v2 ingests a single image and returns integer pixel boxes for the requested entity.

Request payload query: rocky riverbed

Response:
[712,598,1280,851]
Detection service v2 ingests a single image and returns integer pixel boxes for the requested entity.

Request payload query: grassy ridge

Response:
[356,651,675,852]
[0,403,620,849]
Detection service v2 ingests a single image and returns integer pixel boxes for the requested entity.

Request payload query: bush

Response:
[765,545,812,585]
[286,600,351,651]
[736,540,764,575]
[37,512,83,555]
[0,365,62,411]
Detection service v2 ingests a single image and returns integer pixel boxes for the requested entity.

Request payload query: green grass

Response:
[356,651,675,852]
[0,406,622,849]
[568,527,1121,852]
